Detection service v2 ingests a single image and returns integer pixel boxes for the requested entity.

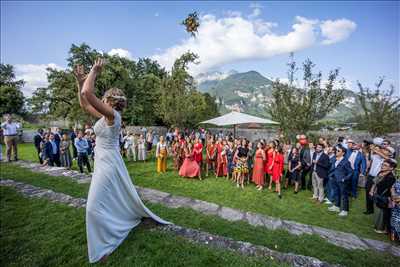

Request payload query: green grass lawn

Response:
[1,164,399,267]
[2,143,389,242]
[1,186,282,267]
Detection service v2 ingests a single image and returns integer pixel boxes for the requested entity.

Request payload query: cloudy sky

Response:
[1,1,399,96]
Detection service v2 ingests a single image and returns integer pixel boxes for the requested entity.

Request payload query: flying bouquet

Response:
[182,12,200,37]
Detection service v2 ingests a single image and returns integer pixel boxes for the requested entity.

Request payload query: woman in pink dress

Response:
[252,142,266,190]
[271,146,284,198]
[179,143,201,180]
[193,137,203,176]
[215,138,228,177]
[265,141,276,190]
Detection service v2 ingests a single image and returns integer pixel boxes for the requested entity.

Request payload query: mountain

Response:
[196,70,360,121]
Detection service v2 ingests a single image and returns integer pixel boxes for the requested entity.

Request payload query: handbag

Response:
[373,188,389,209]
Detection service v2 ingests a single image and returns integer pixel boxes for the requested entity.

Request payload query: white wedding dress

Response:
[86,110,170,263]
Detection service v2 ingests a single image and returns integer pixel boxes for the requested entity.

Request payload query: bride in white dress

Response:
[74,59,170,263]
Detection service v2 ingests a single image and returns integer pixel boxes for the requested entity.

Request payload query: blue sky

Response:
[1,1,399,96]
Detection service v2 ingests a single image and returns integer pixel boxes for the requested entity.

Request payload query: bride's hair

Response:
[102,88,127,111]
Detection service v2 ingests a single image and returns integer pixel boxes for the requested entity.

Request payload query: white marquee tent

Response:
[199,111,279,137]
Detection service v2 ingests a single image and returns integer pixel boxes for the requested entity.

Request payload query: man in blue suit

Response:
[311,143,331,203]
[328,145,353,217]
[345,140,367,198]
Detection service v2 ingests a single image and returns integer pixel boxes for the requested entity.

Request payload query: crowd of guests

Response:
[32,125,95,174]
[1,115,399,243]
[123,129,398,243]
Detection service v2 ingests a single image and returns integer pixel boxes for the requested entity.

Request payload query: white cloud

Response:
[14,63,63,97]
[152,11,356,76]
[108,48,134,60]
[153,15,320,76]
[320,19,357,45]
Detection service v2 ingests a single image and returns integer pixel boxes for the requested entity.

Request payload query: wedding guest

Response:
[46,133,61,167]
[60,133,72,169]
[179,143,201,180]
[328,145,352,217]
[247,142,255,184]
[345,140,367,198]
[253,142,266,190]
[125,132,137,162]
[271,146,284,198]
[370,159,396,234]
[137,134,146,161]
[265,141,276,190]
[193,137,203,175]
[34,128,44,164]
[365,139,390,215]
[172,136,180,170]
[156,136,168,173]
[234,139,249,189]
[206,136,216,177]
[288,147,301,194]
[1,114,21,162]
[226,141,235,180]
[216,138,228,177]
[311,144,331,203]
[70,128,78,159]
[74,131,91,173]
[146,130,153,152]
[300,142,313,190]
[390,175,400,242]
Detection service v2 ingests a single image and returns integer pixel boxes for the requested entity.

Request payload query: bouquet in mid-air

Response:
[182,12,200,37]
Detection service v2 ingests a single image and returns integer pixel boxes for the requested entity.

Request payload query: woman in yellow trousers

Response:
[156,136,168,173]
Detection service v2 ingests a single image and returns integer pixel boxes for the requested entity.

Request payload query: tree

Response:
[267,55,345,140]
[157,52,219,127]
[355,78,400,136]
[28,43,167,126]
[0,64,25,115]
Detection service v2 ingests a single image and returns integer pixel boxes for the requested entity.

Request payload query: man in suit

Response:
[328,145,353,217]
[47,133,61,166]
[300,143,312,190]
[345,140,367,198]
[53,127,61,151]
[311,143,331,203]
[33,128,44,164]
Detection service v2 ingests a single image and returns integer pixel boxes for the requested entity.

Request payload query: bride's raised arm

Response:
[73,65,102,119]
[81,58,115,123]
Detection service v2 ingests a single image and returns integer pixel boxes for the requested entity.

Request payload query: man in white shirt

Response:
[1,114,21,162]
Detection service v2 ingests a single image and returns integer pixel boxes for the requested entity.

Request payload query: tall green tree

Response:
[157,52,219,127]
[29,43,167,126]
[0,64,25,115]
[355,78,400,136]
[267,55,345,140]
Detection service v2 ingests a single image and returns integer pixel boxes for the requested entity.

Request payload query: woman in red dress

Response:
[206,137,216,177]
[265,141,276,190]
[252,142,266,190]
[271,145,284,198]
[215,138,227,177]
[179,143,201,180]
[193,137,203,176]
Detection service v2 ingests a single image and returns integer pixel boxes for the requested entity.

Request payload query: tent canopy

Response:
[199,111,279,126]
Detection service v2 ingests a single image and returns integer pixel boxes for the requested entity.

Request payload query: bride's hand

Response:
[91,58,106,75]
[73,65,87,86]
